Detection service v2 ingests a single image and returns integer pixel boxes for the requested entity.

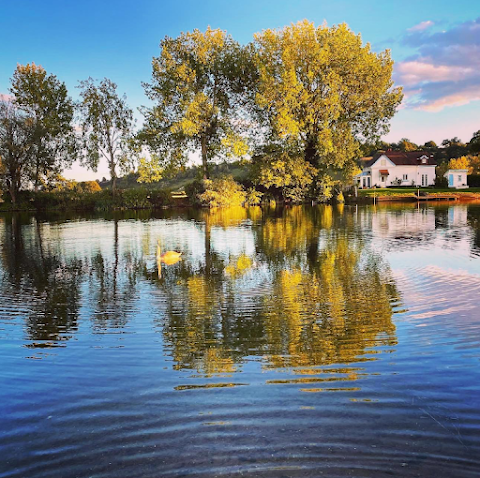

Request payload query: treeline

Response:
[0,21,476,209]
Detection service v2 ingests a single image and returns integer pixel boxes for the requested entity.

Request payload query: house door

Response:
[449,174,454,187]
[367,177,371,188]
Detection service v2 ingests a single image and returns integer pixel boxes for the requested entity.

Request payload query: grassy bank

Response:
[358,188,480,198]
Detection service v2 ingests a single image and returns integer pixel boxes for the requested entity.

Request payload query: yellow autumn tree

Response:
[254,21,403,195]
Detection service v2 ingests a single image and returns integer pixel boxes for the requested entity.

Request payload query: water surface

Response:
[1,204,480,477]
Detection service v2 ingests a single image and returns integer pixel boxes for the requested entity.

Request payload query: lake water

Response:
[1,203,480,477]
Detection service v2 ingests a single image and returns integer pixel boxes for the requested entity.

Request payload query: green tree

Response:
[441,137,468,159]
[0,100,35,204]
[254,20,403,193]
[468,130,480,155]
[140,27,254,180]
[9,63,76,190]
[77,78,134,194]
[423,140,437,149]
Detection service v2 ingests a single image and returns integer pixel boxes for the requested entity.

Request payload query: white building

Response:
[357,151,436,188]
[444,169,469,189]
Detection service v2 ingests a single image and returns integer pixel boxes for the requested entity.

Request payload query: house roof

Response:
[365,151,436,167]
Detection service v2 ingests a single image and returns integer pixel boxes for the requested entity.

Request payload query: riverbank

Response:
[353,188,480,203]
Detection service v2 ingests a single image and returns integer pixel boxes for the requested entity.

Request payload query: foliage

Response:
[251,150,317,202]
[140,27,255,179]
[0,100,36,204]
[137,156,164,183]
[77,77,135,193]
[469,131,480,155]
[254,20,403,185]
[245,187,263,206]
[9,63,76,189]
[197,176,246,207]
[448,155,480,175]
[397,138,418,152]
[441,137,468,160]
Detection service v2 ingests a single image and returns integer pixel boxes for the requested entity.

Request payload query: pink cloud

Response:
[396,61,476,86]
[408,20,434,32]
[417,86,480,112]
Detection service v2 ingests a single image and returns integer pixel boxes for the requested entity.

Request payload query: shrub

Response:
[121,188,151,209]
[197,176,246,208]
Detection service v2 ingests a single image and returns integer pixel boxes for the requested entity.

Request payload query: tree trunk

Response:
[304,136,317,167]
[201,136,209,180]
[8,181,16,206]
[110,154,117,195]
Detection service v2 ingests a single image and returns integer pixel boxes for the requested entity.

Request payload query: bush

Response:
[185,180,206,206]
[435,175,448,188]
[121,188,151,209]
[197,176,246,208]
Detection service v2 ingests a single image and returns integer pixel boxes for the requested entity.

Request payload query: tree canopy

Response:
[0,100,35,204]
[140,27,254,180]
[9,63,76,190]
[253,21,403,195]
[77,77,134,193]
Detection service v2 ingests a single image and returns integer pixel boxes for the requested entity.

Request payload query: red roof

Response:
[365,151,436,167]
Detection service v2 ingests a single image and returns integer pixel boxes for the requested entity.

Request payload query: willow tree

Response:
[254,21,403,194]
[77,78,134,194]
[9,63,76,190]
[140,27,254,180]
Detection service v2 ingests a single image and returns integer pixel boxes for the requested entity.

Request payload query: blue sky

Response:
[1,0,479,180]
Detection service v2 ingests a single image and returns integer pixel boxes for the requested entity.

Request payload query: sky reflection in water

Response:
[1,204,480,477]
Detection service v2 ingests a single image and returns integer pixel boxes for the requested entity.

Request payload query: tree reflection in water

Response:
[0,214,83,346]
[158,206,398,382]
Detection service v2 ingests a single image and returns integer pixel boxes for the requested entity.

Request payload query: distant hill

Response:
[99,161,250,191]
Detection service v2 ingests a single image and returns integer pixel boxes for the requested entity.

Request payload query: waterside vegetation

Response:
[1,22,479,210]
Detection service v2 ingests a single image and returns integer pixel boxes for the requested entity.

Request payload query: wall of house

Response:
[446,171,468,188]
[370,165,436,187]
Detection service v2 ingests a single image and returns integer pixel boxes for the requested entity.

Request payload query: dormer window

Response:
[420,155,428,164]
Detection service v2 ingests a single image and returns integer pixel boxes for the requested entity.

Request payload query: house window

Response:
[422,158,427,164]
[421,174,428,186]
[403,174,408,181]
[458,175,462,182]
[381,159,386,166]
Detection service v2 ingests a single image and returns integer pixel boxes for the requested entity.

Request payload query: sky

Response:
[1,0,479,180]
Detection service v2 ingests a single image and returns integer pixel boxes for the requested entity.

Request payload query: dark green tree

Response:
[9,63,76,190]
[0,100,35,204]
[468,130,480,155]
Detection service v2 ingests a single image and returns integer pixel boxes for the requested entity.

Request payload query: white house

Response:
[357,151,436,188]
[444,169,469,189]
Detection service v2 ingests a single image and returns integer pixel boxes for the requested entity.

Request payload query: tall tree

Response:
[254,21,403,192]
[140,27,254,180]
[77,78,134,193]
[9,63,76,190]
[0,100,35,204]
